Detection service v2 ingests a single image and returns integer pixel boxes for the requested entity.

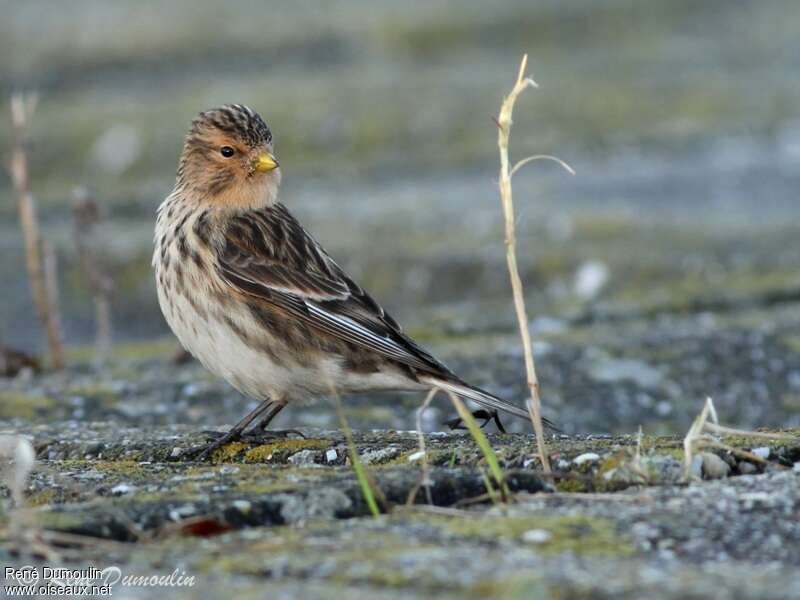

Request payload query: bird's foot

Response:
[183,428,245,461]
[444,409,507,433]
[239,428,306,443]
[184,428,306,461]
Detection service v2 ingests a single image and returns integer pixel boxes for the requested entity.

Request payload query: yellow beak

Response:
[254,153,279,172]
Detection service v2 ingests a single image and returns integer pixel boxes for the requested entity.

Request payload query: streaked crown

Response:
[190,104,273,148]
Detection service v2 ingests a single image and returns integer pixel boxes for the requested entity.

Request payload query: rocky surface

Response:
[1,418,799,599]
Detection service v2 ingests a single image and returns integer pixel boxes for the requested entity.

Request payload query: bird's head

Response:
[176,104,281,209]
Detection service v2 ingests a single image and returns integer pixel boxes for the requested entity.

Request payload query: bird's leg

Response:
[488,409,507,433]
[188,400,278,460]
[239,402,306,441]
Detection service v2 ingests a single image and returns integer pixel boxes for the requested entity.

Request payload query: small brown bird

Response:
[154,104,549,457]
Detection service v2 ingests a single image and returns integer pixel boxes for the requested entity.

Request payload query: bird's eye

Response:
[220,146,235,158]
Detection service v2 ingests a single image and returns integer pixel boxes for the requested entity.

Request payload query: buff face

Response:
[176,104,281,209]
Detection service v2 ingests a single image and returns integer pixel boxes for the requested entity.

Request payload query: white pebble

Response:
[522,529,552,543]
[751,447,770,460]
[325,449,338,463]
[574,261,610,299]
[169,504,196,521]
[110,483,135,496]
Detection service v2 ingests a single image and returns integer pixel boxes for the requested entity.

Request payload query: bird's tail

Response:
[420,376,559,431]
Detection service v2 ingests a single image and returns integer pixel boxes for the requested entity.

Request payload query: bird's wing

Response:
[216,204,455,377]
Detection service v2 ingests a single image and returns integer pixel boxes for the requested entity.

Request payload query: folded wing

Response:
[217,205,456,377]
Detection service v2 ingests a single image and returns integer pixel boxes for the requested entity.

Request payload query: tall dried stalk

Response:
[496,55,575,474]
[8,93,65,369]
[73,188,114,365]
[41,240,64,361]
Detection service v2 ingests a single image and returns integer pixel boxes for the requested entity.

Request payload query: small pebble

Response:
[738,462,757,475]
[325,449,338,463]
[407,450,426,462]
[700,452,730,479]
[522,529,552,544]
[232,500,252,514]
[360,447,401,464]
[288,449,320,467]
[170,447,183,458]
[169,504,196,521]
[110,483,135,496]
[751,447,770,460]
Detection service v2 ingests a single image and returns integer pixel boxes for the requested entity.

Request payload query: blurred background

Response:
[1,0,799,434]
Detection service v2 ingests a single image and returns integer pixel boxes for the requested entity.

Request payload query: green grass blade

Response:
[446,391,510,501]
[335,398,381,517]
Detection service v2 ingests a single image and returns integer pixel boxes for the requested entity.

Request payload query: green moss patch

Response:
[0,392,56,419]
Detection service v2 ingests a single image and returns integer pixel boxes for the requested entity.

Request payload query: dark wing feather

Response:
[217,204,456,377]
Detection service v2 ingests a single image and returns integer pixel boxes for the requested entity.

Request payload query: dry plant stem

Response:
[395,505,473,518]
[704,422,796,441]
[682,396,789,481]
[496,55,550,473]
[42,241,64,360]
[683,397,717,479]
[94,297,112,360]
[510,154,576,178]
[517,492,652,503]
[8,94,65,369]
[73,190,114,364]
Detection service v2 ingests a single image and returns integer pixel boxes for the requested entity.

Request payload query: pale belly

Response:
[155,269,421,402]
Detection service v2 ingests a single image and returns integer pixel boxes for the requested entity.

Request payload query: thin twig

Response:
[496,54,572,474]
[41,240,64,363]
[8,93,65,369]
[704,422,796,441]
[394,504,473,518]
[683,397,713,479]
[510,154,576,178]
[516,491,652,503]
[72,187,114,365]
